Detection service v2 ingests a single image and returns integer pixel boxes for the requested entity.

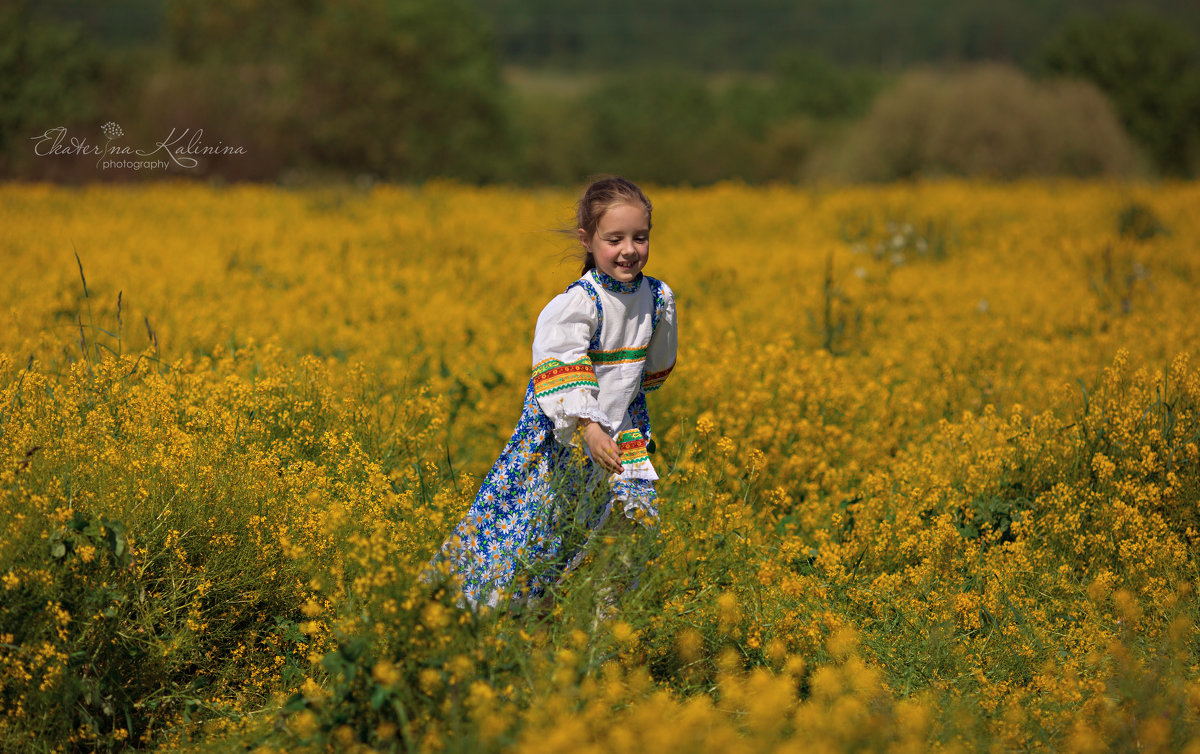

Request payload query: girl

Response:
[431,177,677,609]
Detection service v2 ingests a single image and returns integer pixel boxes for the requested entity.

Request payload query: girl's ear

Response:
[576,227,589,248]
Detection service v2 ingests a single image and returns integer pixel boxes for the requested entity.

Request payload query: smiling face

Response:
[578,203,651,282]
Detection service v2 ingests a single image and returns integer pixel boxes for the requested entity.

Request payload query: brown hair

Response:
[573,176,653,274]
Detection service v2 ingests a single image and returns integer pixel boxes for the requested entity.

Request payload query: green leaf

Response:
[370,685,390,710]
[282,692,309,713]
[68,511,89,532]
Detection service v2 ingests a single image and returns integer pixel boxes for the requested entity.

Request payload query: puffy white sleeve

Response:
[641,281,677,393]
[531,287,612,444]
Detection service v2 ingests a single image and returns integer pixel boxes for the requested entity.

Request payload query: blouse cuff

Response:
[611,478,659,524]
[614,429,658,481]
[543,393,613,446]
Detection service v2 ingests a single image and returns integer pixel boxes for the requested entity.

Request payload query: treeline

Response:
[30,0,1200,73]
[473,0,1200,71]
[3,0,1198,183]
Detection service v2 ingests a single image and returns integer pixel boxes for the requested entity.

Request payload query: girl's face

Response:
[579,203,650,283]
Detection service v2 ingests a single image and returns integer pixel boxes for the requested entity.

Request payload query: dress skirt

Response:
[431,380,657,609]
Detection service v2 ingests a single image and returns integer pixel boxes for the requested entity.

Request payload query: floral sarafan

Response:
[1,180,1199,752]
[430,270,676,608]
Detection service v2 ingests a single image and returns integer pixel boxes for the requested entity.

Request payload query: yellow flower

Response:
[375,722,397,742]
[716,591,739,630]
[784,655,807,679]
[766,638,787,665]
[809,665,841,701]
[1091,453,1116,482]
[332,725,355,746]
[1112,589,1144,625]
[300,677,326,703]
[448,654,473,681]
[611,621,636,644]
[372,660,401,687]
[5,181,1200,752]
[419,667,442,695]
[676,628,704,664]
[825,627,858,660]
[421,601,450,631]
[570,629,589,649]
[468,680,496,709]
[290,710,318,738]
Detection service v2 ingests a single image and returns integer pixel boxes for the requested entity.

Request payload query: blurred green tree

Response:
[554,61,881,186]
[1038,9,1200,176]
[0,2,103,171]
[166,0,517,181]
[772,51,881,119]
[582,70,722,184]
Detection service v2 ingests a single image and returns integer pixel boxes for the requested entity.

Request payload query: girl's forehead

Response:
[598,203,650,228]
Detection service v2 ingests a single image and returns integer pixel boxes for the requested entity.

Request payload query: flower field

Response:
[1,180,1199,752]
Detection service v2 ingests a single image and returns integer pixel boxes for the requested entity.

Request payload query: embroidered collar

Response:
[591,269,643,294]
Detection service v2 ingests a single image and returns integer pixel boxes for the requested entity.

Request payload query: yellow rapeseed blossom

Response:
[289,710,318,739]
[676,628,704,664]
[419,667,442,695]
[2,181,1199,753]
[610,621,636,644]
[420,601,450,631]
[300,677,326,703]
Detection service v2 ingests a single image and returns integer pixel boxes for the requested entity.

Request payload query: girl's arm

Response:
[531,287,613,445]
[642,281,677,393]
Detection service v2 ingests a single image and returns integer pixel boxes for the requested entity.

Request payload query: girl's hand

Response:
[581,421,622,474]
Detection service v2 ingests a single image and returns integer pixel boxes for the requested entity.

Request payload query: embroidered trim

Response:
[648,277,665,330]
[642,362,675,392]
[588,344,649,365]
[617,428,650,465]
[592,269,643,294]
[532,357,598,397]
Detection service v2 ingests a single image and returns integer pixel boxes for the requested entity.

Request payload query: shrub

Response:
[828,64,1142,181]
[1039,9,1200,177]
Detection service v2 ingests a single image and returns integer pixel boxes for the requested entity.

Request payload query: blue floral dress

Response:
[432,270,677,608]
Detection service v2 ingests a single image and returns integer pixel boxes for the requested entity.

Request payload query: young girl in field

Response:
[431,176,677,610]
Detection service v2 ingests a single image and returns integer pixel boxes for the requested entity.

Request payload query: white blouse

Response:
[530,271,677,482]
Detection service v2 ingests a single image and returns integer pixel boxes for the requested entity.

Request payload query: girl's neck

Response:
[591,269,643,294]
